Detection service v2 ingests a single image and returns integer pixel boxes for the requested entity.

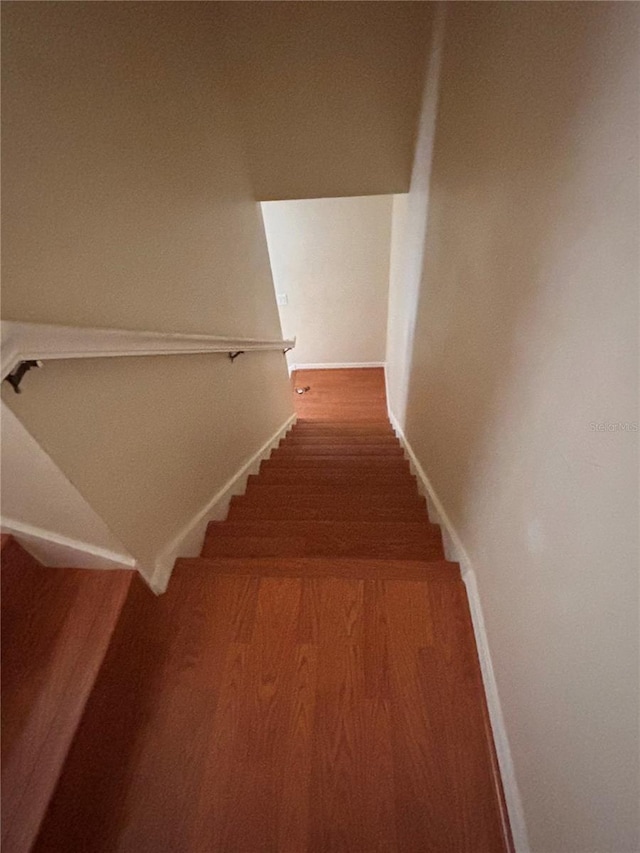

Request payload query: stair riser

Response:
[258,465,412,475]
[295,419,391,425]
[177,556,459,582]
[262,457,410,470]
[0,537,42,573]
[250,470,416,484]
[202,537,444,560]
[249,471,418,495]
[290,429,396,438]
[291,415,390,424]
[206,520,441,540]
[233,491,423,507]
[228,506,428,521]
[271,446,404,457]
[1,542,133,853]
[244,483,418,497]
[292,420,392,427]
[282,436,398,446]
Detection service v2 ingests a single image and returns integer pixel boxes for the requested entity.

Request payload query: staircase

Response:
[23,406,511,852]
[179,417,451,573]
[4,371,512,852]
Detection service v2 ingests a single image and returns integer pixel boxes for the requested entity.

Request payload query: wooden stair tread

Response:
[282,435,399,446]
[230,494,427,520]
[228,504,429,521]
[1,539,133,853]
[245,482,418,497]
[287,424,396,438]
[24,371,511,853]
[201,535,444,560]
[262,455,410,468]
[175,556,460,581]
[253,468,414,481]
[206,519,441,538]
[233,491,424,505]
[292,419,393,427]
[294,417,392,429]
[0,535,42,573]
[229,503,427,521]
[271,444,405,456]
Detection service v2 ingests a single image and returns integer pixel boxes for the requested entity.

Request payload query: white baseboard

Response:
[388,407,530,853]
[0,519,137,571]
[289,361,385,373]
[150,413,297,594]
[462,568,529,852]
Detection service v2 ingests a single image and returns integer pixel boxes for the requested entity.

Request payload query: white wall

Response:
[1,3,293,582]
[262,195,393,368]
[386,3,639,851]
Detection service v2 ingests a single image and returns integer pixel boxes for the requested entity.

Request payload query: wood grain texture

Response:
[272,443,405,456]
[35,575,511,853]
[282,434,399,445]
[207,519,442,541]
[176,557,459,582]
[261,454,411,468]
[294,423,391,430]
[292,368,389,422]
[251,467,416,485]
[31,368,512,852]
[1,539,133,853]
[203,520,444,560]
[228,500,429,522]
[245,481,419,497]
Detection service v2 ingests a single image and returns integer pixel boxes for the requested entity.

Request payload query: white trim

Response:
[388,406,530,853]
[1,321,295,380]
[0,519,137,571]
[289,361,385,372]
[384,363,392,427]
[149,413,296,594]
[462,568,528,852]
[388,410,471,565]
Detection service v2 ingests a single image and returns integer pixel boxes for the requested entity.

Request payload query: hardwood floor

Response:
[1,538,133,853]
[291,367,388,422]
[34,572,509,852]
[28,368,512,852]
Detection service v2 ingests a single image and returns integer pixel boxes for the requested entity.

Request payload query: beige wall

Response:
[1,3,293,578]
[215,2,433,201]
[387,3,639,851]
[0,403,133,566]
[2,3,282,339]
[2,353,291,573]
[262,196,392,367]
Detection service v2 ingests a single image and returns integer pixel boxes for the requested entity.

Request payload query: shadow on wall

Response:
[403,1,636,552]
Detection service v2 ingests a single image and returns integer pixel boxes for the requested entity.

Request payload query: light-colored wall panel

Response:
[386,4,639,850]
[262,195,392,367]
[0,402,133,567]
[2,351,291,574]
